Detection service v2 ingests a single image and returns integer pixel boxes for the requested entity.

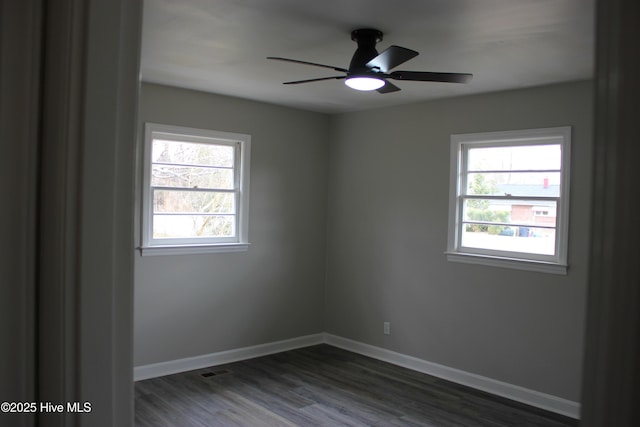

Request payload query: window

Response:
[446,127,571,274]
[140,123,251,255]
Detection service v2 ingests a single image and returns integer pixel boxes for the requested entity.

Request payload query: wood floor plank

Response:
[135,344,578,426]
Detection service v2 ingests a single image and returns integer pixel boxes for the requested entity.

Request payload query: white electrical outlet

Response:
[383,322,390,335]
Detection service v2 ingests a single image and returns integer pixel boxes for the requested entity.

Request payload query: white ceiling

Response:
[141,0,594,114]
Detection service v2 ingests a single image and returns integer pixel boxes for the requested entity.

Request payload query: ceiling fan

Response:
[268,28,472,93]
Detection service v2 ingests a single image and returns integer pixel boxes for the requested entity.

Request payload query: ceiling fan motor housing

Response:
[349,29,384,74]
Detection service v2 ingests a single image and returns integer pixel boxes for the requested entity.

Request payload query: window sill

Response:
[445,252,567,275]
[139,243,250,256]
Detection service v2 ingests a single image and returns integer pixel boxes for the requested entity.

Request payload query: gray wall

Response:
[324,81,592,402]
[134,83,329,366]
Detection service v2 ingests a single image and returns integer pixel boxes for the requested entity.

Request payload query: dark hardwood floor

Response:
[135,344,578,427]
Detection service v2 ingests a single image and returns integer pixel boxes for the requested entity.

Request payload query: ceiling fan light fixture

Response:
[345,76,385,91]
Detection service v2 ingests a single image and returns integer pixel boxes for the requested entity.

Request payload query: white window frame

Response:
[446,126,571,274]
[140,123,251,256]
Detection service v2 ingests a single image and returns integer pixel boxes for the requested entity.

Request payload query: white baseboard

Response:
[134,333,324,381]
[134,332,580,419]
[324,333,580,419]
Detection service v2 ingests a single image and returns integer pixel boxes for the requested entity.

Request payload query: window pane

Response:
[466,172,560,197]
[152,139,234,167]
[151,165,233,189]
[153,214,235,238]
[461,226,556,255]
[463,199,557,227]
[467,144,561,171]
[153,190,235,214]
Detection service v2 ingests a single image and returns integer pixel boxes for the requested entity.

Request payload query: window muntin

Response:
[141,124,250,254]
[447,127,570,273]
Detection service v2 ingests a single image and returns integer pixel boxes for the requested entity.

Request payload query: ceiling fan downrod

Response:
[348,29,384,73]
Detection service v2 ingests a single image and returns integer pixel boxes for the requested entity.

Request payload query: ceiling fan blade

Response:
[267,57,348,73]
[366,46,418,72]
[377,80,401,94]
[389,71,473,83]
[283,76,346,85]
